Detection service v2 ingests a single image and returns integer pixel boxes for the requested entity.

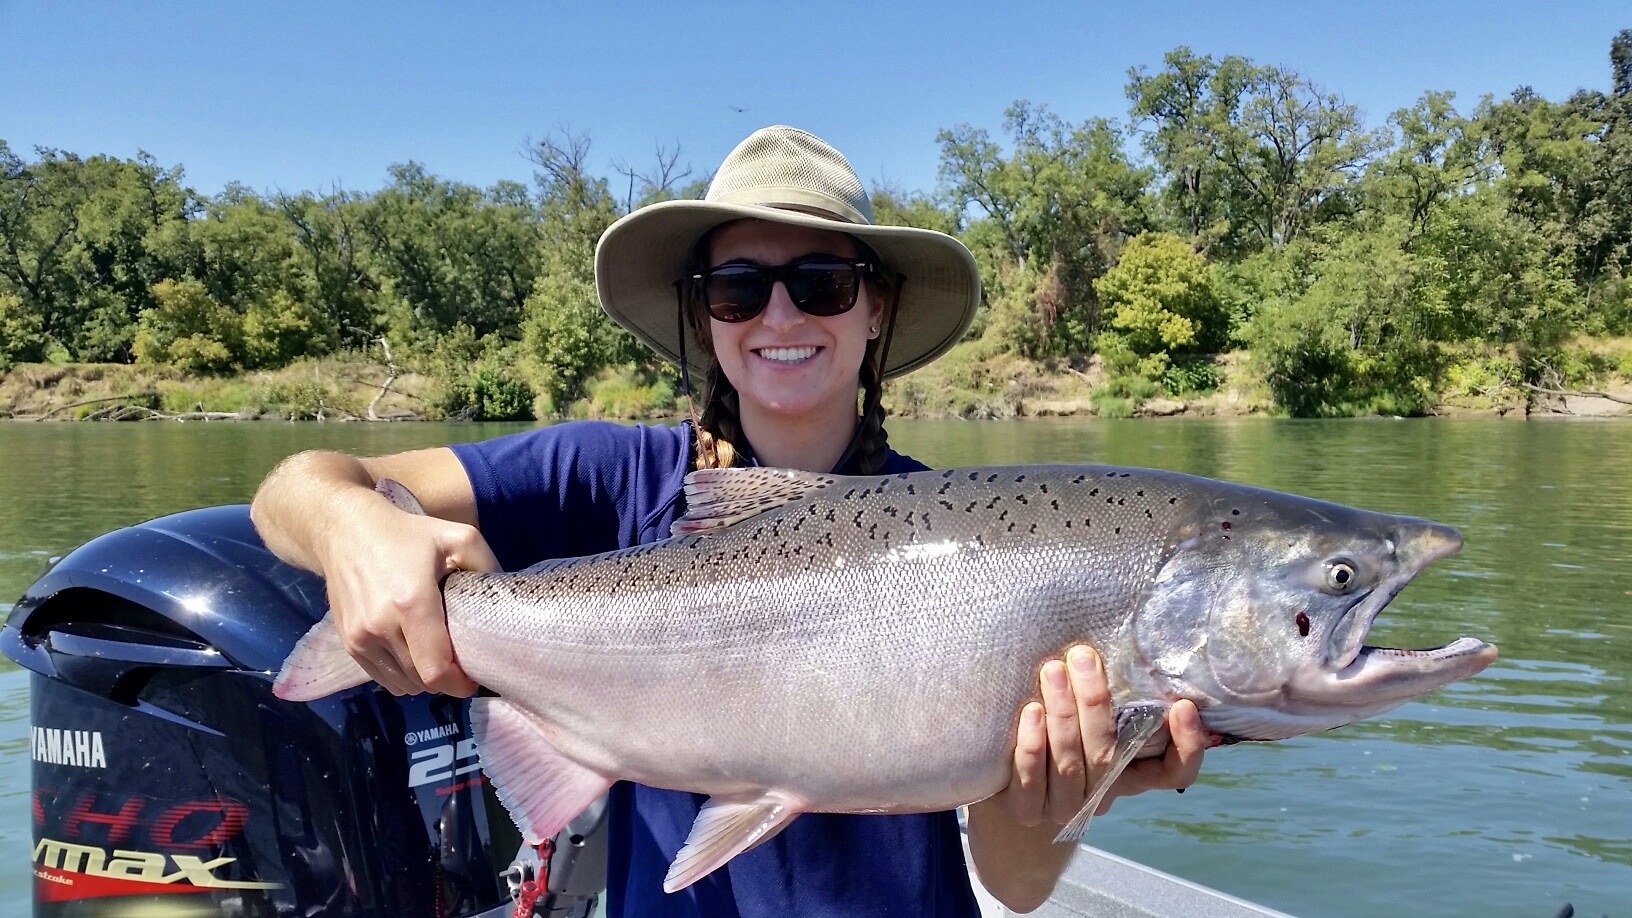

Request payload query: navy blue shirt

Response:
[451,421,981,918]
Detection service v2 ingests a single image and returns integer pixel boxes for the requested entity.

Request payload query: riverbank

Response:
[4,340,1630,422]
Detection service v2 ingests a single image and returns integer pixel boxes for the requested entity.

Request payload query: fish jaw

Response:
[1288,636,1498,710]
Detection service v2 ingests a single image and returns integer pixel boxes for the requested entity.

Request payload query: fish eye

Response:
[1325,560,1358,592]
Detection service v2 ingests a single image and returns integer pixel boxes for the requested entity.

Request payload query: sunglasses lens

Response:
[786,261,860,316]
[705,266,772,322]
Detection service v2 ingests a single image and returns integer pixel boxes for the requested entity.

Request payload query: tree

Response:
[1094,232,1227,359]
[938,102,1150,355]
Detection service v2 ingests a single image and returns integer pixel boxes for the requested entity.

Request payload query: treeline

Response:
[3,33,1630,418]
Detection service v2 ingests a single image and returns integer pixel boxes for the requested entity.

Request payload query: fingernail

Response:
[1069,646,1097,674]
[1175,787,1186,794]
[1044,661,1068,690]
[1025,703,1044,728]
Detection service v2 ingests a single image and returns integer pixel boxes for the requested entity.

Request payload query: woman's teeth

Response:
[756,346,818,364]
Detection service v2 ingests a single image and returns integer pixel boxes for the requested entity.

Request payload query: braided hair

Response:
[683,231,897,474]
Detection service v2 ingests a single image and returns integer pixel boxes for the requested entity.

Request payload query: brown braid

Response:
[682,227,897,472]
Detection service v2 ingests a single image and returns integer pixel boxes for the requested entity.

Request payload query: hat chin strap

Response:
[674,280,698,424]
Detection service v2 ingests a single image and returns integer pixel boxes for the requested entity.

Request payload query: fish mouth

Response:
[1292,637,1499,706]
[1322,521,1463,672]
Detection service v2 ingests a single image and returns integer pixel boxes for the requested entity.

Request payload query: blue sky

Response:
[1,1,1626,198]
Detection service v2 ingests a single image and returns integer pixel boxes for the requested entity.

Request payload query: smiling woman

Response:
[248,126,1214,918]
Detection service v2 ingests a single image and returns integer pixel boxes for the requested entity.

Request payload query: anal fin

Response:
[1053,703,1169,844]
[663,793,801,893]
[470,697,612,843]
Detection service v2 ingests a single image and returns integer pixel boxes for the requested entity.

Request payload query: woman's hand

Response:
[993,645,1212,828]
[252,447,498,697]
[316,497,499,697]
[966,645,1216,912]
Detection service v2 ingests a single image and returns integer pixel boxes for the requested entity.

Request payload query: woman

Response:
[251,126,1211,916]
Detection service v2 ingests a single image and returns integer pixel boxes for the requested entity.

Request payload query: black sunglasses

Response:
[689,255,875,323]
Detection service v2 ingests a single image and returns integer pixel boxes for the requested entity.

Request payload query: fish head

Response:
[1133,483,1497,741]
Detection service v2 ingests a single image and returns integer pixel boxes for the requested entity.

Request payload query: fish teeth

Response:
[757,346,818,363]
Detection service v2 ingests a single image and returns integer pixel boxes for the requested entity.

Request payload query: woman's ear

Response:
[867,286,886,338]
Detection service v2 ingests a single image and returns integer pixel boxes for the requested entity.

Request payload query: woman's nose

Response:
[759,281,806,329]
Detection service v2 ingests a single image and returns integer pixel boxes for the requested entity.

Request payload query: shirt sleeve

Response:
[448,421,690,571]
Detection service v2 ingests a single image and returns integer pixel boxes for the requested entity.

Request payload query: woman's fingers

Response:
[1040,659,1088,824]
[1005,702,1049,827]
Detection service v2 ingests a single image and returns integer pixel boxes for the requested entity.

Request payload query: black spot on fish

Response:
[845,489,857,499]
[825,508,836,522]
[1065,520,1072,528]
[853,512,864,528]
[1051,499,1060,510]
[884,506,897,516]
[998,509,1009,521]
[969,472,979,481]
[1016,474,1026,482]
[939,499,954,510]
[943,470,956,478]
[868,523,879,540]
[986,497,1001,509]
[1232,508,1242,516]
[1169,496,1178,505]
[1038,483,1048,493]
[1073,475,1086,484]
[1016,494,1028,505]
[906,484,916,495]
[1145,509,1153,518]
[1115,526,1121,534]
[1120,473,1131,478]
[1106,472,1116,478]
[966,502,978,513]
[937,481,952,495]
[1029,523,1038,534]
[1296,612,1311,637]
[987,474,999,482]
[1008,522,1016,532]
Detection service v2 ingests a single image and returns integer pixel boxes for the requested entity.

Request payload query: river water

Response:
[0,419,1627,917]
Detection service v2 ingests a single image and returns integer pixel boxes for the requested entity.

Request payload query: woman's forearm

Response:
[250,450,382,574]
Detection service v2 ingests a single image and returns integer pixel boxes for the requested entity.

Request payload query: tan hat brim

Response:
[595,199,980,380]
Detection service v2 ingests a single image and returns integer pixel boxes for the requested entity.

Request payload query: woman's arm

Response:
[965,646,1213,913]
[250,446,499,696]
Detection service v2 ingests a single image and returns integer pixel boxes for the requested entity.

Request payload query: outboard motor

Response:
[3,505,607,917]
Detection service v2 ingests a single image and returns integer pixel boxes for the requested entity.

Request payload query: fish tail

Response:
[273,614,371,701]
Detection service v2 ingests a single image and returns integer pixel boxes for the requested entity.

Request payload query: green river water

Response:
[0,419,1627,917]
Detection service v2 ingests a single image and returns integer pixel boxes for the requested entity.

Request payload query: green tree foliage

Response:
[1128,49,1380,255]
[4,32,1632,420]
[1094,232,1227,360]
[364,163,539,340]
[939,102,1149,355]
[133,278,243,374]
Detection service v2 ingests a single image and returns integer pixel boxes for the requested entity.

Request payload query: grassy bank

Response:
[5,337,1630,423]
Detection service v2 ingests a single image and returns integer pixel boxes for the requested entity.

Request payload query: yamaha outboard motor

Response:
[3,505,606,917]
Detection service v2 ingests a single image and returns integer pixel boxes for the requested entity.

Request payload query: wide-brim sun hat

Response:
[595,125,981,380]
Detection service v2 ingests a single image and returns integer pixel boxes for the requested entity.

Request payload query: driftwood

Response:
[35,392,160,419]
[1523,383,1632,406]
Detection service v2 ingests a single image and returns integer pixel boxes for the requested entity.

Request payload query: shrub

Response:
[133,279,244,374]
[1094,233,1227,358]
[1161,358,1223,396]
[440,364,535,421]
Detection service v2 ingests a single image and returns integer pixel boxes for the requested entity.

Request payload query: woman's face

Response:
[705,219,883,423]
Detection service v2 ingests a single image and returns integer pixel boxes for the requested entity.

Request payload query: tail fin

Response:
[273,614,371,701]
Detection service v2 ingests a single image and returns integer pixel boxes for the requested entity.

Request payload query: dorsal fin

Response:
[673,467,837,535]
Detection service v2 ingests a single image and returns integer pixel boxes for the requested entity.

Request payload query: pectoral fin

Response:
[1053,703,1169,844]
[470,697,612,844]
[663,793,801,893]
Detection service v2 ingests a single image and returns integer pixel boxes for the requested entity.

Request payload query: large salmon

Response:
[274,465,1497,892]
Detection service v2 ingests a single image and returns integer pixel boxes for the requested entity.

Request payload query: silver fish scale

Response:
[444,465,1193,810]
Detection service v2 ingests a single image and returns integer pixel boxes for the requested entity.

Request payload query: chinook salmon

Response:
[274,465,1497,892]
